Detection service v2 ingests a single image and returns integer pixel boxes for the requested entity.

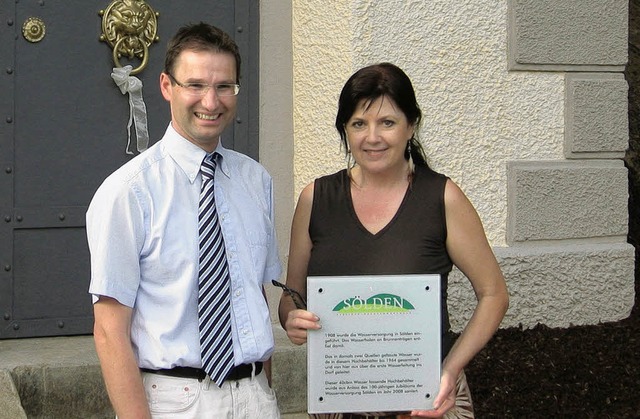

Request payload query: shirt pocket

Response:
[244,214,273,278]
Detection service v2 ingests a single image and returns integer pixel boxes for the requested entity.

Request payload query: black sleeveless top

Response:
[308,165,454,357]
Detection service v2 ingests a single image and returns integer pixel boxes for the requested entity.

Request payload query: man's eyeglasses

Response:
[272,280,307,310]
[166,73,240,97]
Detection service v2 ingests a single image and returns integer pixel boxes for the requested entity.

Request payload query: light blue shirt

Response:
[87,124,281,369]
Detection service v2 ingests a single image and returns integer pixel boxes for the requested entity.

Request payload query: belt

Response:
[141,362,263,382]
[342,415,405,419]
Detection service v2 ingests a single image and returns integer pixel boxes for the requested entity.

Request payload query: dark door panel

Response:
[0,0,257,338]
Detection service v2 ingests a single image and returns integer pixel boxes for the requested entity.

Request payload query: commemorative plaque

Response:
[307,274,441,414]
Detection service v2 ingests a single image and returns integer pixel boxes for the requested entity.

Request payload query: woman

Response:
[278,63,509,419]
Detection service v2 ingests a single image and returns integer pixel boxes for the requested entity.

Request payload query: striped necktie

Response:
[198,153,234,386]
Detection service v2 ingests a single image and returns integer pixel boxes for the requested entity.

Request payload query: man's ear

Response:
[159,73,173,102]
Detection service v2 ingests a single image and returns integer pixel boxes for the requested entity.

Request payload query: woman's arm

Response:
[442,179,509,376]
[413,179,509,417]
[278,183,321,345]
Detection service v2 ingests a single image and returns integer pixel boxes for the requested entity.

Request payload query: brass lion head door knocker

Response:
[99,0,160,75]
[99,0,159,154]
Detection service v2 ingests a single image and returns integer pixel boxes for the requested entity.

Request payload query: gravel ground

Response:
[465,307,640,418]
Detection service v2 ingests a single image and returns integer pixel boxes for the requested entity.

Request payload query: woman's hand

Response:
[284,309,321,345]
[409,369,457,418]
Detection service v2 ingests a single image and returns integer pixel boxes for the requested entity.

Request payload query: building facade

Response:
[260,0,634,331]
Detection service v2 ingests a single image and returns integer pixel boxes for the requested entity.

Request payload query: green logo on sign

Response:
[332,294,415,314]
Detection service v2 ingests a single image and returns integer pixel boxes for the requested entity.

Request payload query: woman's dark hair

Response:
[335,63,428,167]
[164,22,241,83]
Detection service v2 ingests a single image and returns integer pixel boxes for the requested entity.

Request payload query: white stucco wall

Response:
[292,0,564,246]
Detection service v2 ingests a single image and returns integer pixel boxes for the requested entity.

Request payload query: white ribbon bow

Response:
[111,65,150,154]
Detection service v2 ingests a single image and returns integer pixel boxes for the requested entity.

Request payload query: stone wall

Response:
[499,0,634,328]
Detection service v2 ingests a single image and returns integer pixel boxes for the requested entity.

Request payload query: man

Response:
[87,23,281,418]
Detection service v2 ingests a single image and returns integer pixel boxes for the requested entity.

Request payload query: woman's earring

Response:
[407,140,415,175]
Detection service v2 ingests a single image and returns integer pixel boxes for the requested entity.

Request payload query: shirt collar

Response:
[211,142,232,179]
[163,123,231,183]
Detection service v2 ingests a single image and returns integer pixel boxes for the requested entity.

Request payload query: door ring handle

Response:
[112,37,149,76]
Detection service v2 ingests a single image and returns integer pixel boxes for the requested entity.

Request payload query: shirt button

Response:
[235,290,242,297]
[242,329,249,335]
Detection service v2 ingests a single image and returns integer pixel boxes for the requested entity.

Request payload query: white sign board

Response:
[307,274,441,414]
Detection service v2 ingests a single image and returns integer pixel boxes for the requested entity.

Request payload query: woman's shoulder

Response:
[315,168,348,183]
[312,169,349,191]
[298,169,345,202]
[305,169,350,207]
[416,164,447,179]
[414,165,449,192]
